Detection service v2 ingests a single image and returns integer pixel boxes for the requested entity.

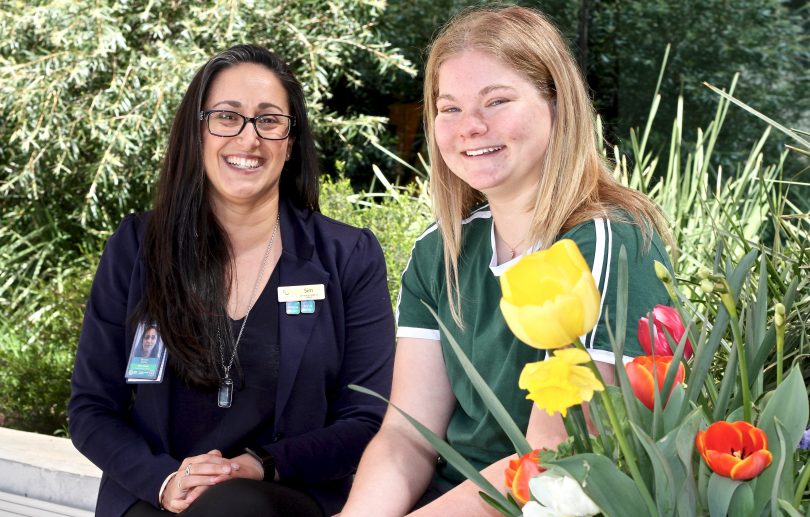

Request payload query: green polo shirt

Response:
[396,205,673,485]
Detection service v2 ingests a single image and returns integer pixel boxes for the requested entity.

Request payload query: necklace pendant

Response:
[217,377,234,408]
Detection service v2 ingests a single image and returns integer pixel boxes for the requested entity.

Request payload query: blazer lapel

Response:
[274,199,330,423]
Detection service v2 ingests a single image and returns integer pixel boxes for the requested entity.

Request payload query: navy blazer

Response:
[68,199,396,516]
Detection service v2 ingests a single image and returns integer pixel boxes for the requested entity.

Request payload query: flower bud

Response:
[697,268,712,280]
[700,279,715,294]
[774,303,785,327]
[654,261,671,283]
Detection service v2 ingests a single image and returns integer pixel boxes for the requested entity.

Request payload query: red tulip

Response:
[696,421,773,480]
[504,449,544,505]
[626,355,685,410]
[638,305,693,359]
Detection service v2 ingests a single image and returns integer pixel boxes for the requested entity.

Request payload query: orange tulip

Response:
[696,421,773,480]
[625,355,684,410]
[504,449,544,505]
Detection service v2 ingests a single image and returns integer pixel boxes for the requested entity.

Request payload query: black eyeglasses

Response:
[199,110,296,140]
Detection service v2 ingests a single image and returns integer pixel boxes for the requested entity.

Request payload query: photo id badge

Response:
[125,321,168,384]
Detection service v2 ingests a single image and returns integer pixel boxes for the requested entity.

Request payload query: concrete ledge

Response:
[0,427,100,514]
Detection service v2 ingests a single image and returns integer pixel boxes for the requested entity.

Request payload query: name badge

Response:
[125,321,168,384]
[278,284,325,302]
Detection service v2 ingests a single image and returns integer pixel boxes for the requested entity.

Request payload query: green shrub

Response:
[0,265,92,434]
[321,174,433,306]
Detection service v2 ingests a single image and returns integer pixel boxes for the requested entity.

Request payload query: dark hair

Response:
[139,45,319,387]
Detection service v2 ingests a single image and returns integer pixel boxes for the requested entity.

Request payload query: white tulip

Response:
[522,473,601,517]
[522,501,562,517]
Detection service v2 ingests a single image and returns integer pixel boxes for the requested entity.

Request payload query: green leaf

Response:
[707,474,742,517]
[749,253,768,370]
[777,498,805,517]
[750,277,799,376]
[752,367,810,512]
[769,419,790,517]
[548,454,647,517]
[728,482,754,517]
[673,410,702,517]
[712,342,738,421]
[422,302,532,456]
[704,83,810,148]
[629,422,677,516]
[478,491,518,517]
[663,384,686,431]
[347,384,519,516]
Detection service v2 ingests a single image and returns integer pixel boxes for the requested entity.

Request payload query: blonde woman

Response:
[341,6,674,517]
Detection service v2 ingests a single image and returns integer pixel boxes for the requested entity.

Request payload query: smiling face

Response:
[434,49,554,202]
[142,327,158,357]
[202,63,293,211]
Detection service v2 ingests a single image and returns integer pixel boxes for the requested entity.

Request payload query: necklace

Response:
[500,232,527,260]
[216,214,280,408]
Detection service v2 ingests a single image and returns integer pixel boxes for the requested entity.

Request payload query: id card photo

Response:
[125,322,167,383]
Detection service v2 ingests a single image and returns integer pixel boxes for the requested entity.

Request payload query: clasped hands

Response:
[160,449,264,513]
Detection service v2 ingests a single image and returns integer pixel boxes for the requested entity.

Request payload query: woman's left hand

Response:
[225,453,266,480]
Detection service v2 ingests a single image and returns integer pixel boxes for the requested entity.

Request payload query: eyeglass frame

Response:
[198,109,296,141]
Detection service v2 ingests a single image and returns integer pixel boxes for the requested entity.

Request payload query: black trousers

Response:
[124,479,324,517]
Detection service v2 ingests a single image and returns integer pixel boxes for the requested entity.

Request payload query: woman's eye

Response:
[438,106,459,114]
[488,98,508,107]
[257,115,281,126]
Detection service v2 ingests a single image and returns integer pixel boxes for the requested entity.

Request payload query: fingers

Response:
[162,451,236,512]
[179,485,209,507]
[223,453,264,480]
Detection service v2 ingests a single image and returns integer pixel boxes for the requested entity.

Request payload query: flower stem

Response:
[775,303,786,386]
[564,405,593,454]
[720,290,752,423]
[573,341,659,517]
[793,453,810,508]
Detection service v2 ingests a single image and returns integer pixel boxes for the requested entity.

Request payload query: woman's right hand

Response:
[160,450,238,513]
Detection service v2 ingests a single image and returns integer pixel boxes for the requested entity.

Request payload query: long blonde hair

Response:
[423,5,671,326]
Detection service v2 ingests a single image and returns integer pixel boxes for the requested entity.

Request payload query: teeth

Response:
[465,146,502,157]
[225,156,260,169]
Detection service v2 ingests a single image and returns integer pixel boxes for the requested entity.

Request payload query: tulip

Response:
[625,355,685,410]
[519,348,604,417]
[500,239,601,350]
[521,473,601,517]
[505,449,544,505]
[637,305,693,359]
[696,421,773,480]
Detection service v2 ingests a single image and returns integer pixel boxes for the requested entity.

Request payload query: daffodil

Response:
[500,239,601,349]
[518,348,604,417]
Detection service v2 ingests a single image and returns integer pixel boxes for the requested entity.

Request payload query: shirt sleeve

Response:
[395,225,442,341]
[562,219,674,363]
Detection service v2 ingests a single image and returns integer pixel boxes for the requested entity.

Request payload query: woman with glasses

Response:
[69,44,395,517]
[341,6,673,516]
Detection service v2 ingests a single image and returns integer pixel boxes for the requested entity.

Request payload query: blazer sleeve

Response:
[68,215,178,507]
[263,228,396,483]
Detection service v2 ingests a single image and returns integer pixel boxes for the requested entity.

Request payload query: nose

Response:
[236,122,262,146]
[459,109,487,138]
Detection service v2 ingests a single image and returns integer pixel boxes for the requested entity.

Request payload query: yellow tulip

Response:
[500,239,601,349]
[518,348,604,417]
